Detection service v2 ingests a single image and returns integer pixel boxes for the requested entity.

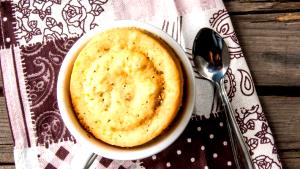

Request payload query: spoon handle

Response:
[216,78,255,169]
[84,153,98,169]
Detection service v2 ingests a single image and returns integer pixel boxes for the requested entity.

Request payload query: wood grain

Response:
[225,1,300,13]
[0,97,14,164]
[282,158,300,169]
[276,13,300,22]
[260,96,300,150]
[0,144,14,164]
[0,97,12,145]
[0,166,15,169]
[231,13,300,86]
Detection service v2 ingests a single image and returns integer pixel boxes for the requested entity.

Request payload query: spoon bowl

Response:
[192,28,229,82]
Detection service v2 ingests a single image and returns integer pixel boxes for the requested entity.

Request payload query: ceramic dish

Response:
[57,20,195,160]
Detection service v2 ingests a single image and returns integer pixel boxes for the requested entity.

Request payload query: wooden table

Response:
[1,1,300,168]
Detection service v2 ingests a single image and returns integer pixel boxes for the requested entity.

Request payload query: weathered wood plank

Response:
[0,96,14,164]
[0,97,12,145]
[231,13,300,86]
[260,96,300,150]
[280,150,300,168]
[0,165,15,169]
[282,158,300,169]
[0,144,14,163]
[225,1,300,13]
[280,150,300,159]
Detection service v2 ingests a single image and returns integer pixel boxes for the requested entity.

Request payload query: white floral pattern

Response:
[14,0,108,44]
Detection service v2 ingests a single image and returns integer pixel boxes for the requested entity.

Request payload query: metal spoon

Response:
[84,153,97,169]
[192,28,254,169]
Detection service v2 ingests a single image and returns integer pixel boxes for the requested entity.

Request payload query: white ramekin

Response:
[57,20,195,160]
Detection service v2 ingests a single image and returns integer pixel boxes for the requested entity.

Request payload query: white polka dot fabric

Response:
[140,113,237,168]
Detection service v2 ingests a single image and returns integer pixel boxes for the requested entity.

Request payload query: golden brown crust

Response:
[70,28,183,147]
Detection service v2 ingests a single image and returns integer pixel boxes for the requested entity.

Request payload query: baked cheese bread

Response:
[70,28,183,147]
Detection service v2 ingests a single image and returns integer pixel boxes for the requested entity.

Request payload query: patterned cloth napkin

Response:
[0,0,282,168]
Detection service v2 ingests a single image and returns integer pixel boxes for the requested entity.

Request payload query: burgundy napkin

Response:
[0,0,282,168]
